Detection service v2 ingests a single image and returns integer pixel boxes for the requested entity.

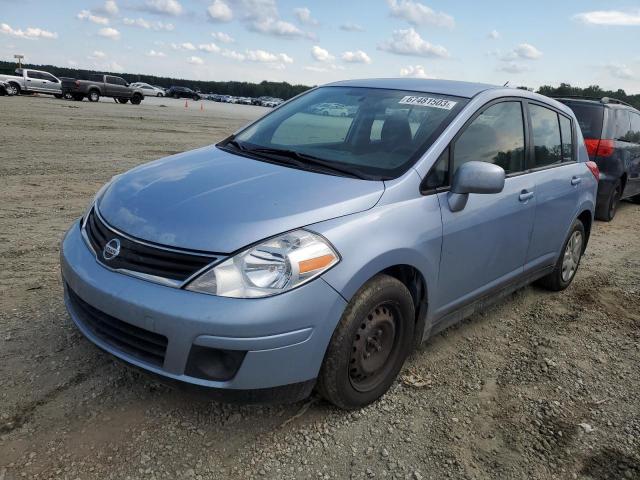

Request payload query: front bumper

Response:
[60,222,347,397]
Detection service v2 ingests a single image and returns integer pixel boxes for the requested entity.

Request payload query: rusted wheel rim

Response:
[349,303,400,392]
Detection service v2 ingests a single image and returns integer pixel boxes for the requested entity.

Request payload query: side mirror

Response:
[448,161,505,212]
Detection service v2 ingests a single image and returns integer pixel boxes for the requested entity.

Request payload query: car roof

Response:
[324,78,499,99]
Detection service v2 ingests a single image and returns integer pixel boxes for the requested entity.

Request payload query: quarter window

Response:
[629,112,640,144]
[530,104,562,168]
[558,115,574,162]
[453,101,525,175]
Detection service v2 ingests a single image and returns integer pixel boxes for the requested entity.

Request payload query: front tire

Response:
[536,219,586,291]
[317,274,415,410]
[88,90,100,102]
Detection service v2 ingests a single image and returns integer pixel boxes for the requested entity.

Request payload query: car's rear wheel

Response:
[536,219,586,291]
[317,274,415,409]
[596,180,621,222]
[88,90,100,102]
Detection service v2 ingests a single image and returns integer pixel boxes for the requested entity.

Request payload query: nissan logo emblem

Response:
[103,238,121,261]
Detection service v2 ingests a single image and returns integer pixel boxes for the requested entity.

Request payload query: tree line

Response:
[0,60,312,99]
[1,60,638,106]
[534,83,640,109]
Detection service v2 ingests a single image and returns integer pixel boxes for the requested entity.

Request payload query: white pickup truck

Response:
[0,68,63,97]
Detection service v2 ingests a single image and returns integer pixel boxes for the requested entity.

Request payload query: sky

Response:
[1,0,639,93]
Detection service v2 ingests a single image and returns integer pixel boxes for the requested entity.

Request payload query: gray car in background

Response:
[557,97,640,221]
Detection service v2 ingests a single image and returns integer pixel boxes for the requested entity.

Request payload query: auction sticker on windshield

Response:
[398,96,457,110]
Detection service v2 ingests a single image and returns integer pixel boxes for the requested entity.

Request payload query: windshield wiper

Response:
[247,146,369,180]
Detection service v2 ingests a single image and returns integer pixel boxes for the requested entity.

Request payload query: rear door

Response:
[433,99,536,317]
[25,70,46,92]
[524,102,586,269]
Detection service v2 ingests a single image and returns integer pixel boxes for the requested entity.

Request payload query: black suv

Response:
[557,97,640,221]
[166,86,200,100]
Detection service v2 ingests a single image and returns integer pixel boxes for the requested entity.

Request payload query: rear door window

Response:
[608,108,631,141]
[452,101,526,175]
[529,104,562,168]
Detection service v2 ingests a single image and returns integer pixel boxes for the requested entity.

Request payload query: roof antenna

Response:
[503,81,510,87]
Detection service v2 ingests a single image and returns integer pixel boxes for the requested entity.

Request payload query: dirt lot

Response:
[0,95,639,480]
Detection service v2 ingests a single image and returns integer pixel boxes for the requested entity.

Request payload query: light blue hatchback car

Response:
[61,79,599,409]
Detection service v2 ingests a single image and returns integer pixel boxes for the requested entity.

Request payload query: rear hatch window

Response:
[561,101,604,139]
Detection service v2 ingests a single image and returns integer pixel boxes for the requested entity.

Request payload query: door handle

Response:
[519,190,534,202]
[571,176,582,186]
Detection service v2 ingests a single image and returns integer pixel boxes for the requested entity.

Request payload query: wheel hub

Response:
[350,305,396,389]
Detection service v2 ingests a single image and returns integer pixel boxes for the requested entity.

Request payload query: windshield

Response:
[222,86,467,180]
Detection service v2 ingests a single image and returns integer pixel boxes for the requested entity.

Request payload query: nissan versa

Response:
[61,79,599,409]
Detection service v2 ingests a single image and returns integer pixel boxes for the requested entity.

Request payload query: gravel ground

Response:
[0,95,639,480]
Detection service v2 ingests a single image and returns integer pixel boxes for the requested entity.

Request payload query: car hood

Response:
[98,146,384,253]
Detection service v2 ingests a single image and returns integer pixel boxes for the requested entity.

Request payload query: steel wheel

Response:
[349,303,401,392]
[561,230,583,282]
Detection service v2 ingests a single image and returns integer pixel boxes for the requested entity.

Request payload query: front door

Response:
[431,100,536,318]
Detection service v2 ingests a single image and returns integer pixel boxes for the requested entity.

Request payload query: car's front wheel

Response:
[537,219,586,291]
[318,274,415,409]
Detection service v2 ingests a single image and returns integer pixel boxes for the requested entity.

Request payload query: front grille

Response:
[85,208,217,282]
[67,286,168,367]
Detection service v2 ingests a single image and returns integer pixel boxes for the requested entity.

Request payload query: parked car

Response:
[130,82,165,97]
[262,97,283,108]
[61,75,145,104]
[0,80,16,96]
[60,79,597,409]
[556,96,640,221]
[167,86,200,100]
[0,68,62,97]
[311,102,349,116]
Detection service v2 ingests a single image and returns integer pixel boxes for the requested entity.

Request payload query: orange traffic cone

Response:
[184,99,188,108]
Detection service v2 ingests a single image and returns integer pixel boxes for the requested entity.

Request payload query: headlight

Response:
[185,230,339,298]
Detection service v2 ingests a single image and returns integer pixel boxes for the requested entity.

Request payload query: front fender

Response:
[309,193,442,312]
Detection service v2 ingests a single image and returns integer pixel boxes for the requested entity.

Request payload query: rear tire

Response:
[88,90,100,102]
[317,274,415,410]
[536,219,586,291]
[595,180,621,222]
